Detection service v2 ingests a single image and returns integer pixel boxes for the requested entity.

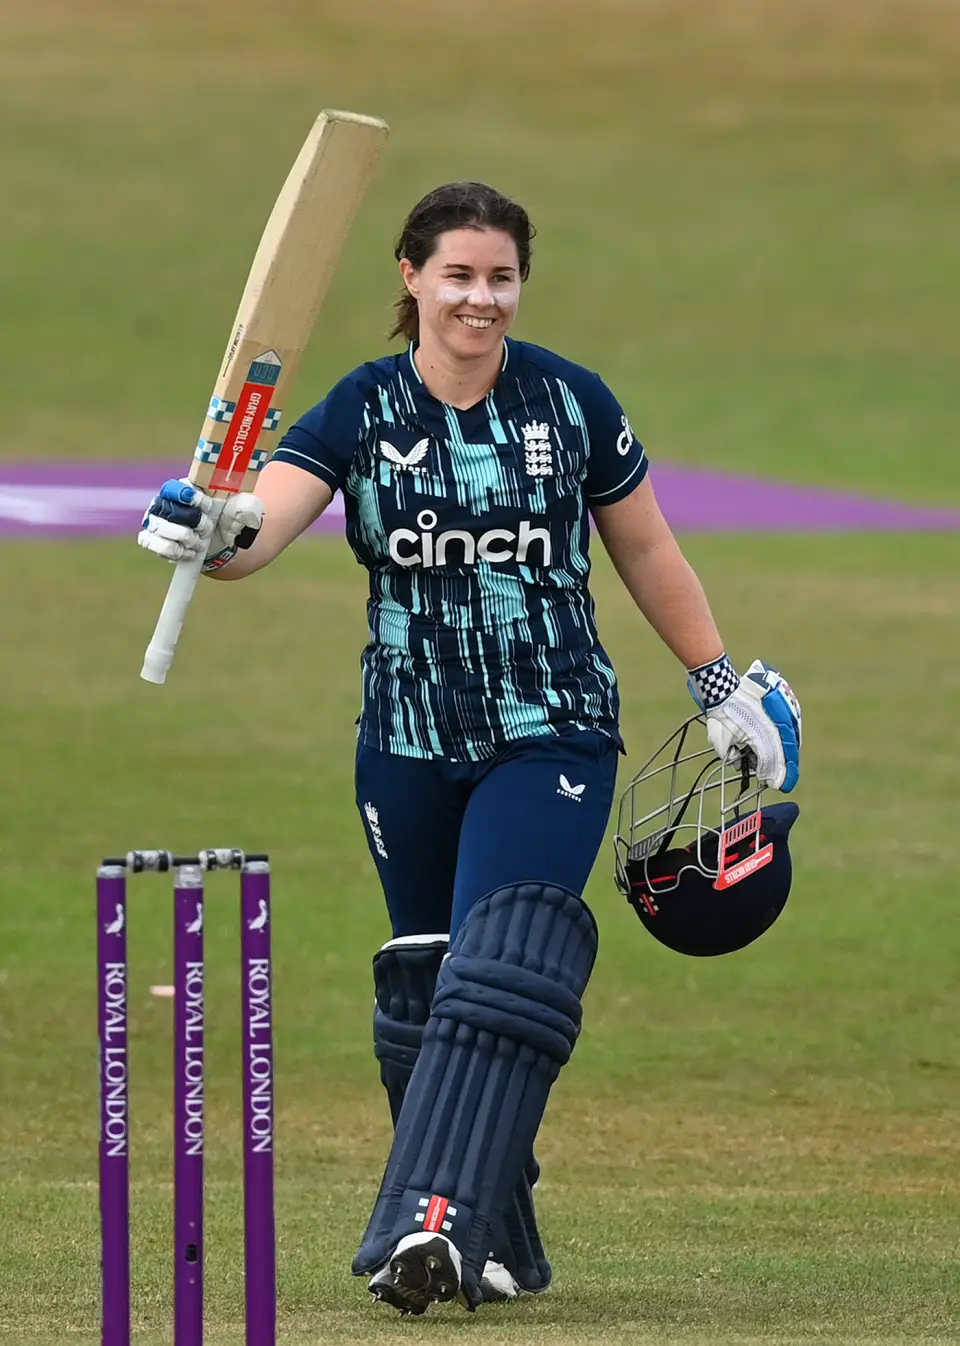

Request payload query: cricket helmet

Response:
[614,715,799,957]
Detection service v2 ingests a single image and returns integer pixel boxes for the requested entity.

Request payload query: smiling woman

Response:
[135,173,801,1319]
[389,182,533,398]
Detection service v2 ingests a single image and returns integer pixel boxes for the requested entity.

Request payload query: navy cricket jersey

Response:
[272,338,648,761]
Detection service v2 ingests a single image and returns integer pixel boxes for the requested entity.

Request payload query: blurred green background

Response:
[1,2,958,1343]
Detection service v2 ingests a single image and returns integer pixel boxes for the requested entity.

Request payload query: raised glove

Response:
[137,478,264,572]
[688,655,802,793]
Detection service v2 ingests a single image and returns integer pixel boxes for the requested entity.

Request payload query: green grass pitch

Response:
[1,2,958,1342]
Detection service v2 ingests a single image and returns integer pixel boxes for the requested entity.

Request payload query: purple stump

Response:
[98,863,131,1346]
[174,864,205,1345]
[240,859,276,1345]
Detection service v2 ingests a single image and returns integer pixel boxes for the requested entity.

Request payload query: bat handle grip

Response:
[140,497,225,685]
[140,553,206,684]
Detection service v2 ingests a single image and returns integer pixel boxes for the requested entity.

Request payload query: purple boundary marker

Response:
[1,459,959,535]
[240,860,276,1345]
[0,461,182,487]
[98,863,131,1346]
[174,865,205,1345]
[648,463,960,532]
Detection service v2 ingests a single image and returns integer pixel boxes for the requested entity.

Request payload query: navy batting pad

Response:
[373,936,448,1124]
[371,933,553,1292]
[354,882,597,1305]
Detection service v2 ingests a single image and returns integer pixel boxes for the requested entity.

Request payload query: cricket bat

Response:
[140,109,389,684]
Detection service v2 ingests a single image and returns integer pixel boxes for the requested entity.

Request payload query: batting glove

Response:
[687,655,802,793]
[137,478,264,573]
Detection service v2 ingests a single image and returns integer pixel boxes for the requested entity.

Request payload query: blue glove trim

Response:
[159,479,199,506]
[687,676,705,711]
[760,686,801,793]
[144,479,203,529]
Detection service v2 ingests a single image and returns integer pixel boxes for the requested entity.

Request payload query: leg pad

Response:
[373,936,448,1125]
[355,883,598,1305]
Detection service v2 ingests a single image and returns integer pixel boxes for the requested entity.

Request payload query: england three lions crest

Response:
[522,421,553,477]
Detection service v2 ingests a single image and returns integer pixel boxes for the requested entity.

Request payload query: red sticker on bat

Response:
[209,380,273,492]
[209,351,282,493]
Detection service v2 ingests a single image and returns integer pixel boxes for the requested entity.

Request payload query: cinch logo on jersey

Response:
[616,414,635,456]
[388,510,553,569]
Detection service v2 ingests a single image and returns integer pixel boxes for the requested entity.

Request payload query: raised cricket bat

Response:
[140,109,389,684]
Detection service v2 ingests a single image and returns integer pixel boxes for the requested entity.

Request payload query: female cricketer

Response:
[139,182,801,1315]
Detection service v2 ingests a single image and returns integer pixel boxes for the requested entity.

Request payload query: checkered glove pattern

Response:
[686,653,740,710]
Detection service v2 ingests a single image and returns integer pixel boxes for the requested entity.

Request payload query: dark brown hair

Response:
[390,182,535,342]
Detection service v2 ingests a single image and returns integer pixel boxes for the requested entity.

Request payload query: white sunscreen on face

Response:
[437,280,520,314]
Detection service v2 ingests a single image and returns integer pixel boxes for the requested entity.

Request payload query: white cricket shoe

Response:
[479,1258,520,1302]
[368,1231,462,1316]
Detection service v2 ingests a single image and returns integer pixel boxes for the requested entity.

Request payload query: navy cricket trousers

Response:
[355,728,620,939]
